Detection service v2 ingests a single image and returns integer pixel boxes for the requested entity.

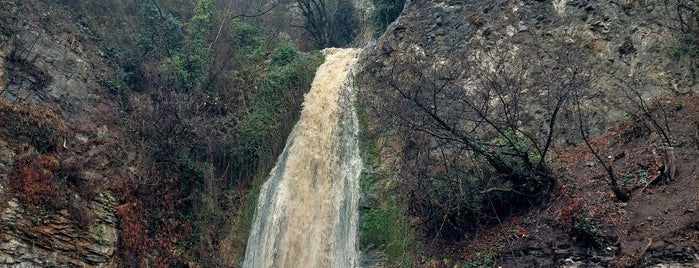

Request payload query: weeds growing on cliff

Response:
[361,203,419,266]
[357,99,420,266]
[573,212,606,248]
[0,103,58,154]
[462,248,499,268]
[671,34,698,59]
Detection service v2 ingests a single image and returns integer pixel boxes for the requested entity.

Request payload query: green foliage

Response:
[137,2,185,56]
[233,22,262,54]
[178,150,205,190]
[54,1,328,264]
[573,212,606,248]
[132,0,213,91]
[356,100,379,167]
[235,45,323,178]
[418,165,516,239]
[98,73,130,107]
[180,0,213,90]
[496,129,541,169]
[372,0,405,34]
[361,204,419,265]
[270,43,298,67]
[243,185,261,226]
[671,34,698,59]
[462,248,499,268]
[357,81,419,267]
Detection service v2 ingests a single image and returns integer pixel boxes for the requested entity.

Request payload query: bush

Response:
[0,103,58,153]
[573,212,606,248]
[462,248,499,268]
[413,164,522,241]
[235,46,323,181]
[10,154,58,207]
[671,34,698,59]
[361,204,418,265]
[270,42,298,67]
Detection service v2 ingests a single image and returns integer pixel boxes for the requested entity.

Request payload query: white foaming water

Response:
[243,48,362,268]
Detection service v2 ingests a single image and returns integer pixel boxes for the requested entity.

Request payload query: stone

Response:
[0,195,118,267]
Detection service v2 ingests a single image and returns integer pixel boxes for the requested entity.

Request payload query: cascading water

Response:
[243,48,362,268]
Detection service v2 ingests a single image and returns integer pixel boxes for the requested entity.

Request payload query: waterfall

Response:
[243,48,362,268]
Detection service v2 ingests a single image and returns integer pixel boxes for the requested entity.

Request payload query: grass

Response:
[462,248,499,268]
[356,100,420,267]
[360,203,419,266]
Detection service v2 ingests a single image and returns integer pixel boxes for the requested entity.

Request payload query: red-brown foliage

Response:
[116,202,146,263]
[113,171,193,267]
[10,154,59,207]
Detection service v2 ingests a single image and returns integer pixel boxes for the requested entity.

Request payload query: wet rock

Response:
[0,194,118,267]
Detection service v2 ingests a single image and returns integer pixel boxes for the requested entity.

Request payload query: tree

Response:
[295,0,358,47]
[372,0,405,33]
[361,39,592,239]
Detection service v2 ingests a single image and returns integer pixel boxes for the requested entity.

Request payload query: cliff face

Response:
[0,196,118,267]
[0,0,121,266]
[363,0,697,131]
[357,0,699,266]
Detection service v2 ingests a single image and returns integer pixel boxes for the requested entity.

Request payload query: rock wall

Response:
[360,0,698,139]
[0,1,121,266]
[357,0,699,266]
[0,195,118,267]
[0,0,110,121]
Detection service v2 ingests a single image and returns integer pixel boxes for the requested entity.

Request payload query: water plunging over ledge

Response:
[243,48,362,268]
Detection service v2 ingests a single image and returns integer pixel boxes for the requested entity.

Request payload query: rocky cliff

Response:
[1,0,122,266]
[357,0,699,267]
[0,196,118,267]
[361,0,697,137]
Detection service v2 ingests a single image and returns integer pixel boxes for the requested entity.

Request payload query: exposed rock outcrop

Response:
[0,0,111,121]
[357,0,699,266]
[361,0,698,140]
[0,195,118,267]
[0,1,122,266]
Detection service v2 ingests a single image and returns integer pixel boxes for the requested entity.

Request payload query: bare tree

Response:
[571,86,630,201]
[360,38,593,239]
[294,0,357,47]
[296,0,337,46]
[371,41,589,197]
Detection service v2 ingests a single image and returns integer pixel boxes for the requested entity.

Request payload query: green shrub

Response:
[573,212,606,248]
[235,46,323,182]
[270,43,298,67]
[232,22,261,53]
[361,204,418,264]
[671,34,698,59]
[462,248,499,268]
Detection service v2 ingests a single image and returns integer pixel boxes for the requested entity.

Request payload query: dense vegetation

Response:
[355,0,699,266]
[8,0,697,267]
[8,0,329,266]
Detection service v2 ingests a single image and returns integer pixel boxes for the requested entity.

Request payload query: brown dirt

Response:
[420,96,699,267]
